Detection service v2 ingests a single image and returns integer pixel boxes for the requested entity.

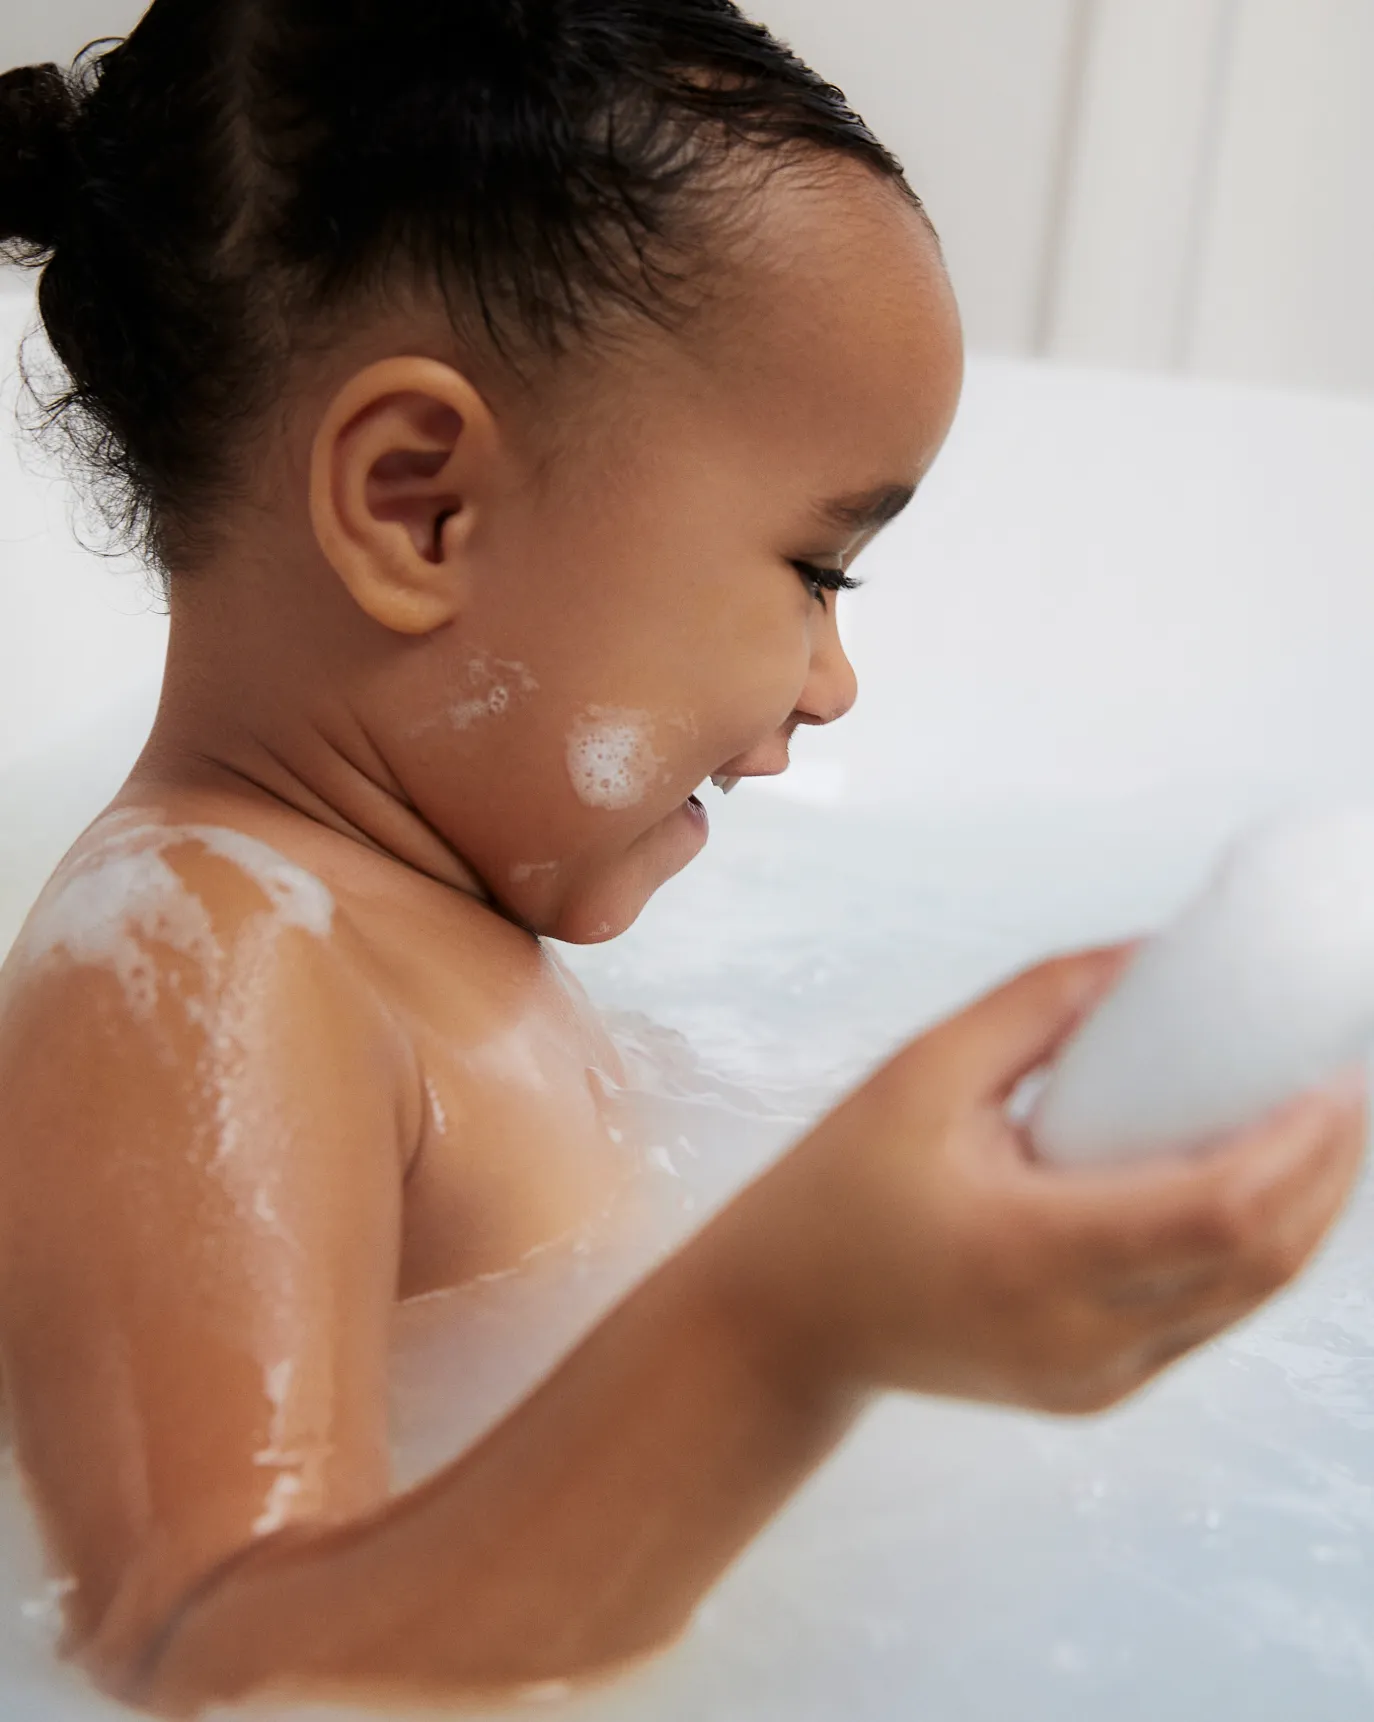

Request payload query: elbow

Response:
[71,1538,698,1718]
[66,1599,220,1721]
[71,1536,305,1720]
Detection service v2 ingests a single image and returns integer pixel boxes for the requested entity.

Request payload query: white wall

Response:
[0,287,165,770]
[0,0,144,72]
[1188,0,1374,395]
[1042,0,1239,372]
[756,0,1374,397]
[3,0,1373,396]
[743,0,1089,357]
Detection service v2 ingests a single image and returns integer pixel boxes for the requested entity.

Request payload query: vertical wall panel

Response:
[747,0,1082,354]
[1044,0,1237,369]
[1188,0,1374,395]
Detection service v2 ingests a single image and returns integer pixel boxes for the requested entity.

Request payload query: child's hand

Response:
[724,944,1368,1415]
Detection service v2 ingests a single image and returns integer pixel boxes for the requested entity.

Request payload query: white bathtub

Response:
[4,276,1374,1720]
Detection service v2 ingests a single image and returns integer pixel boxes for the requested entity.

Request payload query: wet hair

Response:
[0,1,917,580]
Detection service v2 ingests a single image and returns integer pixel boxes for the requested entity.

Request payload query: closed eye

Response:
[792,560,864,604]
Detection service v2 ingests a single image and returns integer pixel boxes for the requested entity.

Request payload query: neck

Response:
[126,580,495,906]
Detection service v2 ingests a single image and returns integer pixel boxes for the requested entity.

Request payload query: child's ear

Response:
[309,356,499,635]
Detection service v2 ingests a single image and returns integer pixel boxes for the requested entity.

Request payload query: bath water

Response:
[1,790,1372,1721]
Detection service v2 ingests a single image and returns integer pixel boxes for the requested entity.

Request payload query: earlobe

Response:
[309,357,497,637]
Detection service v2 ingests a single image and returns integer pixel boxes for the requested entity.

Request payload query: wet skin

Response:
[0,160,1364,1718]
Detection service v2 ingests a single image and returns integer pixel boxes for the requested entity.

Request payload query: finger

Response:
[925,939,1146,1107]
[1098,1123,1350,1309]
[1082,1280,1280,1404]
[1032,1085,1360,1284]
[1098,1261,1227,1310]
[1192,1086,1366,1271]
[1091,1111,1361,1324]
[1211,1102,1367,1300]
[1131,1300,1261,1379]
[1062,1105,1364,1400]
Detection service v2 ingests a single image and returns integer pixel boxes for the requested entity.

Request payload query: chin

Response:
[544,897,642,945]
[539,870,662,944]
[534,809,705,942]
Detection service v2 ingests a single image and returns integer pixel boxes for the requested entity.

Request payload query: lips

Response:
[683,773,743,818]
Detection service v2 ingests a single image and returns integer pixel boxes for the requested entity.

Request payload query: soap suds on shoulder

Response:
[11,822,338,1248]
[14,822,334,1017]
[15,846,218,1020]
[188,826,334,938]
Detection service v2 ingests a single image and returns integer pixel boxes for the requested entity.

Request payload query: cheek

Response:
[476,528,811,816]
[564,707,665,812]
[713,596,815,710]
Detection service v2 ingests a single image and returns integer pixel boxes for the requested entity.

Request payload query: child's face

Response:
[337,169,962,942]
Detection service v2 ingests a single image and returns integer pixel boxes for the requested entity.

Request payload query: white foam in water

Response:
[388,1015,809,1497]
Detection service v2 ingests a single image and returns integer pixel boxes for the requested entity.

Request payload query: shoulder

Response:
[12,813,338,969]
[0,813,421,1174]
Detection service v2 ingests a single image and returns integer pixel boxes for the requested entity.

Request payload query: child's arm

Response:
[0,924,1361,1719]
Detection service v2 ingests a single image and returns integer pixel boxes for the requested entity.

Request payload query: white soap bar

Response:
[1028,805,1374,1167]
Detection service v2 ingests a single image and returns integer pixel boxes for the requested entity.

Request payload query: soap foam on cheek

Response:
[566,707,664,811]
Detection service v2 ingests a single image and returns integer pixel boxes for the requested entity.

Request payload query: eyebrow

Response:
[814,483,918,535]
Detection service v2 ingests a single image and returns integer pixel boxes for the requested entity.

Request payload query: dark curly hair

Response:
[0,0,916,582]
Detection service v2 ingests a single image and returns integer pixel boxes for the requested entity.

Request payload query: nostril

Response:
[796,697,854,727]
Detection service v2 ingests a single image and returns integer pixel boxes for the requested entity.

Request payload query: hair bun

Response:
[0,63,79,255]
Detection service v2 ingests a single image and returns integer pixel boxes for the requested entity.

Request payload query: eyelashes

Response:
[791,560,863,604]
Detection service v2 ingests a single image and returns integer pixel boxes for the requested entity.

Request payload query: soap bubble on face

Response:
[566,708,665,811]
[409,655,541,738]
[511,860,560,884]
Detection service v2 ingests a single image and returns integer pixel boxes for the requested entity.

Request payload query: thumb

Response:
[929,939,1145,1107]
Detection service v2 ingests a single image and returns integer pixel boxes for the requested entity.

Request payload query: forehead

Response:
[639,164,963,495]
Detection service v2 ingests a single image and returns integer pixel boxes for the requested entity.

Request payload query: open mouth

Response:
[684,773,742,823]
[687,774,740,813]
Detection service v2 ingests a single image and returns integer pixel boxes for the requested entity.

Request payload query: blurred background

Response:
[5,0,1373,397]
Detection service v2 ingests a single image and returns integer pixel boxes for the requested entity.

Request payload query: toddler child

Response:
[0,1,1364,1714]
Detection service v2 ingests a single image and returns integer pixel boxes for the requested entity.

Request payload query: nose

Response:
[794,605,858,728]
[719,608,860,782]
